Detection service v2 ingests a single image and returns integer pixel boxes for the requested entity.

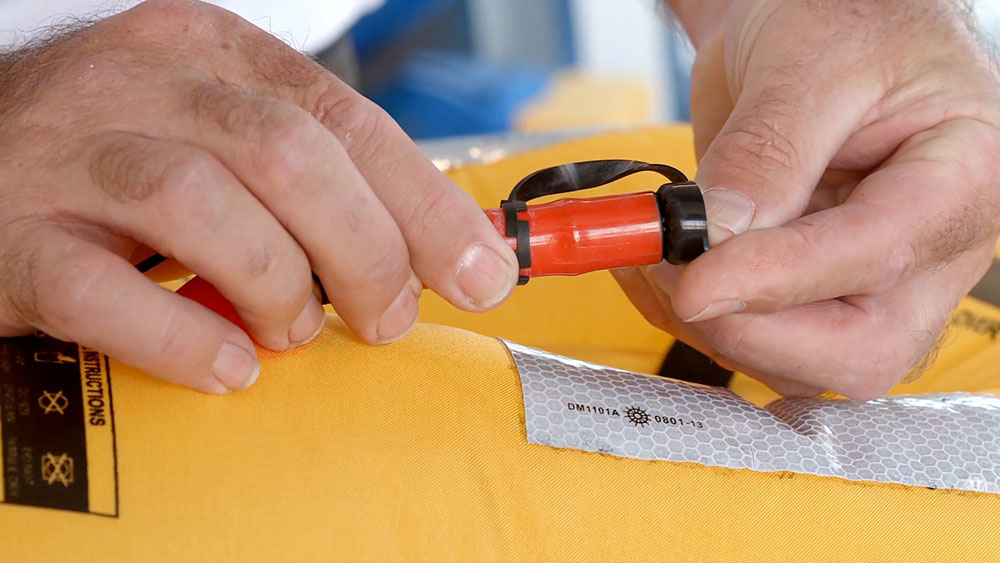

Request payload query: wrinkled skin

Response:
[0,0,518,393]
[617,0,1000,399]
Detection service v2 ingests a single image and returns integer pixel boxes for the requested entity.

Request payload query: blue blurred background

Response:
[342,0,1000,141]
[344,0,693,140]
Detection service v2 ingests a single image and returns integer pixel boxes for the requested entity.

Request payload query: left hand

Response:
[616,0,1000,399]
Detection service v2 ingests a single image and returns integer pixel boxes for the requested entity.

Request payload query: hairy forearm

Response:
[665,0,734,48]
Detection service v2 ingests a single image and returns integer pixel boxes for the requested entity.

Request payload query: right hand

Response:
[620,0,1000,400]
[0,0,519,393]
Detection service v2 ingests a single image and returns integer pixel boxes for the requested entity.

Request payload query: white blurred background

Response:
[4,0,1000,139]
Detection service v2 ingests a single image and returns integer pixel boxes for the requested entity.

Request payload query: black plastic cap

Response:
[656,181,709,264]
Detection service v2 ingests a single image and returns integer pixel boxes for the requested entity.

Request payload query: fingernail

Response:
[212,340,260,392]
[682,299,745,323]
[376,284,419,344]
[702,188,755,245]
[288,295,325,347]
[455,243,517,309]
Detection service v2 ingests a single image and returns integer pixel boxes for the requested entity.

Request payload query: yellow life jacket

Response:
[1,126,998,562]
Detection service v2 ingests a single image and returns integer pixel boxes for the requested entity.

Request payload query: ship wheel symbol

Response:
[625,406,650,427]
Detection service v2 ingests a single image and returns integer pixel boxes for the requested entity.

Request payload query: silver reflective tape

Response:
[503,340,1000,494]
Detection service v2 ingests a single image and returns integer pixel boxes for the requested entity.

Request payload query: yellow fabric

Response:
[2,317,998,562]
[514,71,655,133]
[4,126,999,561]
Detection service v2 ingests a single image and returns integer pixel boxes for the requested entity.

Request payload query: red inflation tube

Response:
[483,192,664,278]
[482,160,709,285]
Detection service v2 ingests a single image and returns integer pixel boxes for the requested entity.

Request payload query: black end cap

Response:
[656,181,709,264]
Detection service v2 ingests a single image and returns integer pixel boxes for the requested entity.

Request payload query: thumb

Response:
[695,68,871,245]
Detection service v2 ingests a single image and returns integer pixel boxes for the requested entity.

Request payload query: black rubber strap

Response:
[500,200,531,285]
[501,199,523,237]
[507,160,688,202]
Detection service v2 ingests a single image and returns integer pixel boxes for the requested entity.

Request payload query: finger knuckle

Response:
[90,137,161,203]
[148,305,196,365]
[400,182,455,241]
[717,125,796,173]
[156,151,229,231]
[312,89,389,166]
[251,251,312,315]
[748,227,814,305]
[237,240,313,304]
[189,84,289,148]
[876,237,918,291]
[747,239,799,274]
[32,244,114,334]
[271,276,313,316]
[715,100,799,174]
[188,82,252,135]
[342,241,409,296]
[254,104,321,194]
[242,245,278,282]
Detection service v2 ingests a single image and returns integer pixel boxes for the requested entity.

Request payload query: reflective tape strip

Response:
[504,340,1000,494]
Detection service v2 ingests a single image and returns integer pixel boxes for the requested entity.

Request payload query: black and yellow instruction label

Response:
[0,334,118,517]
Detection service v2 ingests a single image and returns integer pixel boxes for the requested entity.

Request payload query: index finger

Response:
[215,19,519,311]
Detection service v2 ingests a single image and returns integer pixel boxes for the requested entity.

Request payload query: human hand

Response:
[0,0,518,393]
[617,0,1000,399]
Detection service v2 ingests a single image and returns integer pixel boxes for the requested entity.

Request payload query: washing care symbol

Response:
[41,453,74,487]
[625,406,650,427]
[38,391,69,415]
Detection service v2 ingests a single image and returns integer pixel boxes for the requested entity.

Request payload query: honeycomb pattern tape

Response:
[502,340,1000,494]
